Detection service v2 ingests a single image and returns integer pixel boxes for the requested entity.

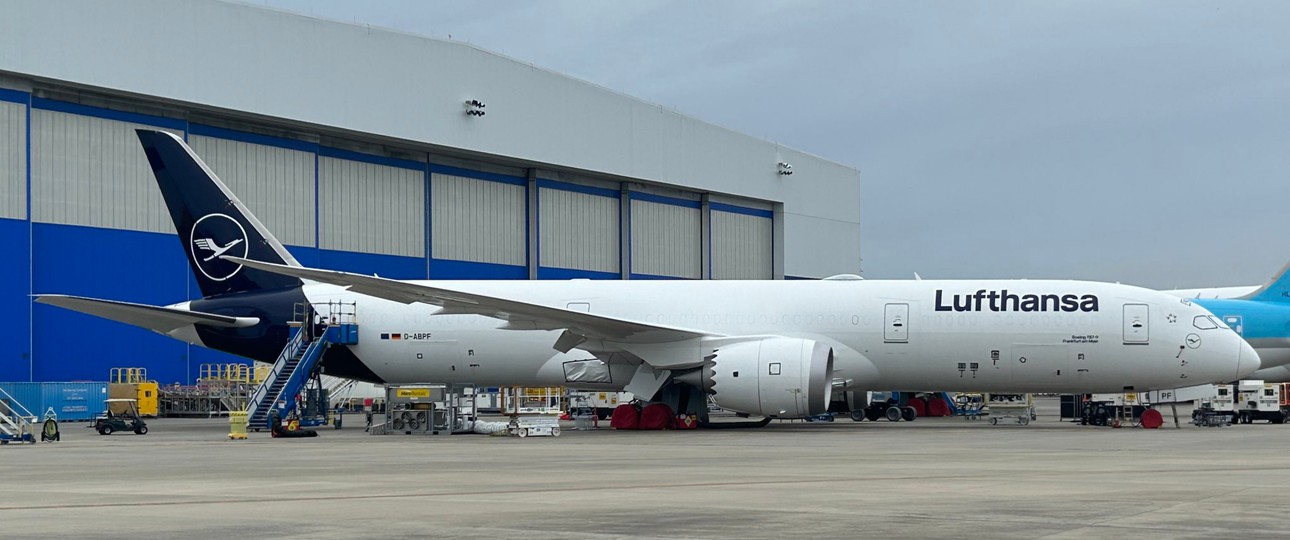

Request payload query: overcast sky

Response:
[255,1,1290,289]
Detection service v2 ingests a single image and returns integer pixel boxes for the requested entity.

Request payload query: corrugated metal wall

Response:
[431,173,525,266]
[539,187,619,273]
[0,101,23,219]
[630,199,701,279]
[319,156,425,257]
[8,95,791,383]
[30,110,180,232]
[711,210,773,279]
[189,135,315,247]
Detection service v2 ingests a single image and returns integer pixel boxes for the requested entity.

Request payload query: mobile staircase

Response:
[0,387,38,444]
[246,302,359,431]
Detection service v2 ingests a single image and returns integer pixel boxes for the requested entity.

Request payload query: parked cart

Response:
[987,393,1035,426]
[953,393,986,421]
[508,416,561,438]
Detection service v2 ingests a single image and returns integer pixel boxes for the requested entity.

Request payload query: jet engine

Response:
[675,337,834,418]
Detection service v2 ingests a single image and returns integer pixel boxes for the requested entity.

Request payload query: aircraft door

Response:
[884,303,909,343]
[567,302,591,312]
[1011,344,1069,389]
[1123,304,1149,344]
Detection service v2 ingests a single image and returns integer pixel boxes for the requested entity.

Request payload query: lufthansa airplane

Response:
[35,130,1258,420]
[1169,261,1290,382]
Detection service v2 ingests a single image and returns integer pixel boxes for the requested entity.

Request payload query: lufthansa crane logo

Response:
[190,213,248,282]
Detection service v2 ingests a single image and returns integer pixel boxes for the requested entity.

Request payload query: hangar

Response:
[0,1,861,384]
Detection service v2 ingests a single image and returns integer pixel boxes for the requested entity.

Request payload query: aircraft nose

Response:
[1237,338,1261,379]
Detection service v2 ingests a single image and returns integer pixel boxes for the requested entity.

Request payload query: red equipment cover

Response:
[907,398,926,418]
[1139,408,1164,429]
[609,404,640,430]
[926,396,952,417]
[638,403,675,430]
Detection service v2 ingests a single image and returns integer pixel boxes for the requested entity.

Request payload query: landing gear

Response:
[901,406,917,422]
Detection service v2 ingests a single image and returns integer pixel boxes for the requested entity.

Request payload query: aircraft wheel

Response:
[884,407,902,422]
[901,406,917,422]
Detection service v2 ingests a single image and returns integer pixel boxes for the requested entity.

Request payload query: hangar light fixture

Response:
[777,161,793,176]
[464,99,486,117]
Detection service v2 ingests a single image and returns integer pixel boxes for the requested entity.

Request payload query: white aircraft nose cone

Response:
[1238,339,1261,379]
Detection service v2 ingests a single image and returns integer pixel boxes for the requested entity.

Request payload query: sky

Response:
[254,1,1290,289]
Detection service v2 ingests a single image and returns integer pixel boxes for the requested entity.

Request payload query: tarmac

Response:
[1,398,1287,539]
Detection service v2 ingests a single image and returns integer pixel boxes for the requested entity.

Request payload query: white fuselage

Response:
[281,279,1256,394]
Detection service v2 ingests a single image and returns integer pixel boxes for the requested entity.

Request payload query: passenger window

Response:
[1193,316,1218,330]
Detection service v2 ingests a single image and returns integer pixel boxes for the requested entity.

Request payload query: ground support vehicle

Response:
[94,399,148,435]
[508,416,560,438]
[986,394,1034,426]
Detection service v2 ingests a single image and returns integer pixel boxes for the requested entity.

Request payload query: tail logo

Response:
[189,213,249,282]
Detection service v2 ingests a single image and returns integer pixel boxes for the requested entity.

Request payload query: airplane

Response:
[1167,260,1290,382]
[34,130,1259,421]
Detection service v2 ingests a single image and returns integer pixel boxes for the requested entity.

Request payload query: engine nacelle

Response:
[678,337,834,418]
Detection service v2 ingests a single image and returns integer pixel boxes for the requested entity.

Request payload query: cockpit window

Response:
[1210,316,1229,329]
[1193,316,1219,330]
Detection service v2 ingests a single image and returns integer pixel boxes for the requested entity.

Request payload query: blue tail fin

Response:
[1238,261,1290,303]
[136,129,301,298]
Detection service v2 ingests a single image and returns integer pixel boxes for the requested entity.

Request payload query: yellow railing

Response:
[109,367,150,384]
[198,363,267,383]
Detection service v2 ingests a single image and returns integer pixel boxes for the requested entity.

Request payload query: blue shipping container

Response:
[0,382,109,421]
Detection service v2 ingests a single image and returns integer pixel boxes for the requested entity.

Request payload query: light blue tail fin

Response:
[1239,261,1290,302]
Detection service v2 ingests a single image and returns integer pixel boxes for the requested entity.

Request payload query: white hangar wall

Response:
[0,1,862,384]
[0,0,861,279]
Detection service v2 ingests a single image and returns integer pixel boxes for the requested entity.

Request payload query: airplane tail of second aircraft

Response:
[1239,260,1290,303]
[136,129,302,298]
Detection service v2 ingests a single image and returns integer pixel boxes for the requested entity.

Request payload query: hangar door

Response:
[431,172,525,267]
[539,185,619,274]
[711,205,772,280]
[630,196,701,279]
[31,109,183,233]
[190,133,316,247]
[319,156,424,258]
[0,100,24,220]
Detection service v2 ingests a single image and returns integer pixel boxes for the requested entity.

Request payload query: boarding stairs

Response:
[0,387,38,444]
[246,302,359,430]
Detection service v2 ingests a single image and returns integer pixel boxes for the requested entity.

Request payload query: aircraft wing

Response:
[225,257,710,347]
[34,294,260,334]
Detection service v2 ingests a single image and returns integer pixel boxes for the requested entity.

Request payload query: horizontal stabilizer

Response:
[35,294,259,334]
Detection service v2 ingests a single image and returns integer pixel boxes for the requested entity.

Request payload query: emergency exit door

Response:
[1123,304,1149,344]
[884,303,909,343]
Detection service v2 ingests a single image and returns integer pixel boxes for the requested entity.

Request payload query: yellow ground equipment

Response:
[109,368,159,417]
[228,410,248,440]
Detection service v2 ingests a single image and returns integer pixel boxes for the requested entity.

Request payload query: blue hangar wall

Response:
[0,89,776,384]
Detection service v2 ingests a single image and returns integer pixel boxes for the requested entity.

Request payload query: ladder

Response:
[246,321,360,430]
[0,387,38,444]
